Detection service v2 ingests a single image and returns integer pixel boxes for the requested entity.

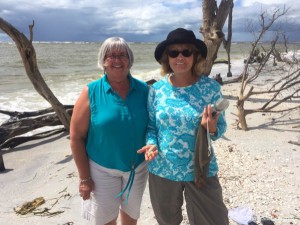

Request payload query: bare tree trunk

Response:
[0,17,72,172]
[0,18,71,131]
[223,2,233,77]
[200,0,234,75]
[237,98,248,130]
[0,149,5,171]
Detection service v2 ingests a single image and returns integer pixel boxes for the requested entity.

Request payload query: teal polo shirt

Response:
[86,74,149,172]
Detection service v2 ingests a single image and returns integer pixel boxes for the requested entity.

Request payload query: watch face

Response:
[209,129,218,136]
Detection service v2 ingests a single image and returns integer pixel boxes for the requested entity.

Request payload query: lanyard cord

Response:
[115,169,135,204]
[206,119,212,157]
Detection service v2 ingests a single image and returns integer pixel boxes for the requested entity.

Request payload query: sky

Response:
[0,0,299,43]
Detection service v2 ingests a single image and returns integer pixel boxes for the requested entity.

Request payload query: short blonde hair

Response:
[98,37,134,70]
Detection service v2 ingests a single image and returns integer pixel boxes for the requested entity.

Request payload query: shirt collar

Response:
[103,73,135,93]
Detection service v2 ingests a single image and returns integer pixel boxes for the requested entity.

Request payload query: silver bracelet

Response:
[80,177,92,183]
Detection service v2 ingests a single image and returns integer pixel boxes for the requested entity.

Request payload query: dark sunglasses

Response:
[168,49,193,58]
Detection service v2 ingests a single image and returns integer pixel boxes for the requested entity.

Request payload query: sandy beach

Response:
[0,76,299,225]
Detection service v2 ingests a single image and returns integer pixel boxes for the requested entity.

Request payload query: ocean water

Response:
[0,41,299,124]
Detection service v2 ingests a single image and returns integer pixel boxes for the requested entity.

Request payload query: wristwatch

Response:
[209,128,218,136]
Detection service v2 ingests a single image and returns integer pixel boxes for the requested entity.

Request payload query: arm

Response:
[70,86,93,199]
[146,87,158,146]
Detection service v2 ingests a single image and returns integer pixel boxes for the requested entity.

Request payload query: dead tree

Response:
[0,146,4,171]
[0,17,72,171]
[0,106,72,171]
[236,7,300,130]
[0,18,71,130]
[200,0,234,75]
[223,1,234,77]
[0,106,74,148]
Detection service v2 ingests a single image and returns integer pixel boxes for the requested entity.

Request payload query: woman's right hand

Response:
[201,105,219,133]
[79,178,94,200]
[137,145,158,161]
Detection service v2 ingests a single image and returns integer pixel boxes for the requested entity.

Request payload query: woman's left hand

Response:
[201,105,219,133]
[137,145,158,161]
[79,179,94,200]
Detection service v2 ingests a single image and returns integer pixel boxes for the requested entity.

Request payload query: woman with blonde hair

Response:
[138,28,229,225]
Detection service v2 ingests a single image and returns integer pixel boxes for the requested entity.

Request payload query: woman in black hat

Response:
[138,28,229,225]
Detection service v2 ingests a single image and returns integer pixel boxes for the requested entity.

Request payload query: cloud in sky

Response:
[0,0,299,42]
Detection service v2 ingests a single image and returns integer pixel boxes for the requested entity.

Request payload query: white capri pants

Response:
[81,160,148,224]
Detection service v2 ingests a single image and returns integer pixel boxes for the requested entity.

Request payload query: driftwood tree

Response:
[0,18,72,171]
[201,0,234,75]
[223,1,233,77]
[0,18,71,130]
[236,7,300,130]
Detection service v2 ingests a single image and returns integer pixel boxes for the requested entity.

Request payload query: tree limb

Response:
[1,128,66,149]
[0,17,71,130]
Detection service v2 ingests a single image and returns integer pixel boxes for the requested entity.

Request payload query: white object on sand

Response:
[228,206,253,225]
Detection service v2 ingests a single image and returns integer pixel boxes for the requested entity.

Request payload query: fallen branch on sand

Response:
[14,189,71,217]
[14,197,45,215]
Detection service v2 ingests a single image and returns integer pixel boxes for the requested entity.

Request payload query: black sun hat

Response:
[154,28,207,62]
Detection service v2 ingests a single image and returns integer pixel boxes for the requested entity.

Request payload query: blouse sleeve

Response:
[146,87,158,146]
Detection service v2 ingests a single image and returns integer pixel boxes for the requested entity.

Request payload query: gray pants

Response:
[149,173,229,225]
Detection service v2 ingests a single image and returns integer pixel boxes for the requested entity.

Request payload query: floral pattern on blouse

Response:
[146,75,227,181]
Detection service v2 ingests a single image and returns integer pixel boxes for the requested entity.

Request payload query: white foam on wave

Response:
[133,68,162,82]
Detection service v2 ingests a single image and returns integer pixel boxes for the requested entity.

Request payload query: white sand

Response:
[0,75,299,225]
